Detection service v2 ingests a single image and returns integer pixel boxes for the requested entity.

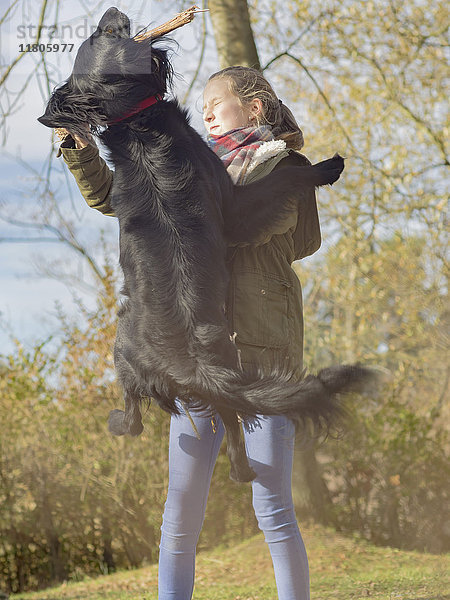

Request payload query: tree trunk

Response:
[208,0,261,70]
[102,522,116,573]
[39,471,66,583]
[293,444,333,524]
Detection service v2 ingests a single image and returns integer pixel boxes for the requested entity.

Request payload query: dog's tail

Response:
[107,355,380,438]
[188,362,379,435]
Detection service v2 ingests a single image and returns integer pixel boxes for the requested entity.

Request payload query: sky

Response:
[0,0,220,355]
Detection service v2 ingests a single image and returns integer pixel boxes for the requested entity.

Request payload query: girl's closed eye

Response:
[205,100,221,112]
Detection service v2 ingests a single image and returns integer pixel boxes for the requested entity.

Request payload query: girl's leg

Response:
[244,416,310,600]
[158,409,224,600]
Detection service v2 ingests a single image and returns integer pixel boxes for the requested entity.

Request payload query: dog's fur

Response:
[39,7,377,482]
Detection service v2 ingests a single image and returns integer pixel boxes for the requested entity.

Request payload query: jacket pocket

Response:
[233,271,291,348]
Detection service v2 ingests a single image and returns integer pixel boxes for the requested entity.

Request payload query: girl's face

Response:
[203,78,260,136]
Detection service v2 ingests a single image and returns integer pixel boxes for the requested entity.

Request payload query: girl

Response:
[58,65,321,600]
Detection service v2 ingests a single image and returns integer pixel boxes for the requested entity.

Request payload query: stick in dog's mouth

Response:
[133,5,209,42]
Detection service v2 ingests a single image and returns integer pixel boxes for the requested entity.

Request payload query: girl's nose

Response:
[203,107,213,122]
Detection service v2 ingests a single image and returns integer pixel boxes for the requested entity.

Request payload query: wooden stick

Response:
[134,5,208,42]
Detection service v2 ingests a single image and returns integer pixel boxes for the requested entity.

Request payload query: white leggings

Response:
[158,409,310,599]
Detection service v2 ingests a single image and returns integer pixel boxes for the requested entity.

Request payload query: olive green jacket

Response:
[58,140,321,381]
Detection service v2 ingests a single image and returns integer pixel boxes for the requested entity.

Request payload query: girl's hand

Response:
[54,127,90,149]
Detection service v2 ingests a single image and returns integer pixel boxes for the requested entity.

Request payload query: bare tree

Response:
[208,0,260,69]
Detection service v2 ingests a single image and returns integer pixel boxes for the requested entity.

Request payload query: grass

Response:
[11,523,449,600]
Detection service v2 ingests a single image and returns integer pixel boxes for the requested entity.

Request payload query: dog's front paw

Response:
[312,154,345,186]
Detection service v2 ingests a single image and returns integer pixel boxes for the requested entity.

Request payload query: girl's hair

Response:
[208,66,304,150]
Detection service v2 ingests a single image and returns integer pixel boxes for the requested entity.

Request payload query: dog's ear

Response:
[150,45,173,94]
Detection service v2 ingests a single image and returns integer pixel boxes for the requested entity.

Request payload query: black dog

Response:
[39,7,377,482]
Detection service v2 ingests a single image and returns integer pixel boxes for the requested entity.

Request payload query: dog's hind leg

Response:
[109,336,144,436]
[108,388,144,437]
[109,304,145,436]
[219,408,256,483]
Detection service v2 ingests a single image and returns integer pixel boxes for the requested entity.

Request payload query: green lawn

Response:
[12,523,449,599]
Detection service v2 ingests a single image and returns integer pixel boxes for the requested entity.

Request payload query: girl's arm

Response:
[57,132,115,217]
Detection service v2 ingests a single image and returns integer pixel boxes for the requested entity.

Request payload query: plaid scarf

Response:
[207,125,275,184]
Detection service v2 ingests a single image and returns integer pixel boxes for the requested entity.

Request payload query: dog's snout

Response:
[98,7,131,38]
[37,114,52,127]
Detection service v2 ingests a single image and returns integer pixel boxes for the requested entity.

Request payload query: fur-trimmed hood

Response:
[245,139,287,180]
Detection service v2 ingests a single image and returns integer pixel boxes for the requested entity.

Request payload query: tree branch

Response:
[0,0,20,27]
[0,0,49,88]
[0,215,107,285]
[344,39,449,165]
[0,237,61,243]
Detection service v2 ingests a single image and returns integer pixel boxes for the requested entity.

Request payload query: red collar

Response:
[109,94,162,124]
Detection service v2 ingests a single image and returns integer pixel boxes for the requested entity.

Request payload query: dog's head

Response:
[38,7,173,136]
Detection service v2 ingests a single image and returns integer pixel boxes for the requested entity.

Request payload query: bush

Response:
[319,394,450,553]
